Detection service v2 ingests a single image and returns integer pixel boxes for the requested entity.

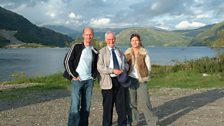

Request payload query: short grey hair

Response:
[105,31,116,39]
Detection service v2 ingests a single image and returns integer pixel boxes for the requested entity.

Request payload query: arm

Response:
[92,48,98,79]
[64,44,79,78]
[124,56,130,71]
[145,53,151,73]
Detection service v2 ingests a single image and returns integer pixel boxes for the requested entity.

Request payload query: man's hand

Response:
[72,76,80,80]
[113,69,123,75]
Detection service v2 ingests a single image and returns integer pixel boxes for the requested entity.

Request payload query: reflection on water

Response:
[0,48,68,81]
[0,47,218,81]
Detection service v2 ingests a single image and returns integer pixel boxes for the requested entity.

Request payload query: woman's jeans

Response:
[68,79,94,126]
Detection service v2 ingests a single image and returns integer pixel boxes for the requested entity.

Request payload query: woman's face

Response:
[130,36,140,48]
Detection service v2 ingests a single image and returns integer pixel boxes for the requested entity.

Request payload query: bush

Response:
[171,54,224,73]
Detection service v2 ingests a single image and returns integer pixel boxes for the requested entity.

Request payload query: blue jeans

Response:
[68,79,94,126]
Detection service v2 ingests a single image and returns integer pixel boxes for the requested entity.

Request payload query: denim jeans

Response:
[68,79,94,126]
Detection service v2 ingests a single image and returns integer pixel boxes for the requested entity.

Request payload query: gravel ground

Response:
[0,87,224,126]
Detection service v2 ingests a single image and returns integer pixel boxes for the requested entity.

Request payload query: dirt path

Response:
[0,88,224,126]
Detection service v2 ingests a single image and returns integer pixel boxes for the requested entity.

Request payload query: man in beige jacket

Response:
[97,31,128,126]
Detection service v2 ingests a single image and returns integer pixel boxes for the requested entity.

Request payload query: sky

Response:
[0,0,224,31]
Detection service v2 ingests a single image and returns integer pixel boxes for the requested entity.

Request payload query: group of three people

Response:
[63,27,159,126]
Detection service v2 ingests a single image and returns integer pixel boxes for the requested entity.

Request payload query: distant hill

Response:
[44,25,79,35]
[116,27,191,47]
[116,23,224,47]
[173,24,214,38]
[0,35,10,47]
[45,25,124,41]
[94,28,124,41]
[189,21,224,47]
[43,25,81,38]
[0,6,72,47]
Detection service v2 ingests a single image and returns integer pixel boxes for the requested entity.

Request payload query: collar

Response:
[107,46,116,51]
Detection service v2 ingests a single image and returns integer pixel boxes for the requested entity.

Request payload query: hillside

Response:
[45,25,124,41]
[173,24,213,38]
[0,35,10,47]
[116,23,224,47]
[0,6,72,47]
[116,27,191,47]
[190,21,224,47]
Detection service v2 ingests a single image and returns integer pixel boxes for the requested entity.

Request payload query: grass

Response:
[1,70,224,90]
[0,87,39,101]
[3,72,70,89]
[0,71,223,102]
[0,73,70,101]
[150,71,224,89]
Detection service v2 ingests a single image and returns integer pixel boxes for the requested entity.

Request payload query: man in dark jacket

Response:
[63,27,98,126]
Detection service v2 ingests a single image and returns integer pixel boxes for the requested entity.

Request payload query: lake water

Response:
[0,47,218,81]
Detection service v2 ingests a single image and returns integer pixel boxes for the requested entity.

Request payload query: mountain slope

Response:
[174,24,214,38]
[0,6,72,47]
[45,26,125,41]
[116,27,191,47]
[190,21,224,47]
[0,35,10,47]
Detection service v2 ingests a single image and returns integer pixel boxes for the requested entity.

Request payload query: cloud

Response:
[195,14,210,19]
[175,21,206,29]
[90,18,111,27]
[46,11,56,18]
[68,12,81,19]
[0,0,224,30]
[0,0,47,8]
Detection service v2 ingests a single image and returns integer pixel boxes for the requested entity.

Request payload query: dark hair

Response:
[130,33,144,47]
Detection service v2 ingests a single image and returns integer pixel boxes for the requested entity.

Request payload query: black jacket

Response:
[63,43,98,80]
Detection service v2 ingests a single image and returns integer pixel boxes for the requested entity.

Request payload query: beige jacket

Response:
[97,46,127,89]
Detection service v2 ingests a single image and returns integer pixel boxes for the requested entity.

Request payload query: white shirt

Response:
[107,46,122,77]
[76,46,93,80]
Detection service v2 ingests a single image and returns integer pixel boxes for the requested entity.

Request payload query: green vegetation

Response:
[0,36,10,47]
[150,53,224,88]
[174,24,213,38]
[0,72,71,101]
[212,30,224,47]
[3,73,69,90]
[116,27,191,47]
[5,43,51,48]
[150,71,224,89]
[191,21,224,47]
[116,21,224,48]
[172,54,224,73]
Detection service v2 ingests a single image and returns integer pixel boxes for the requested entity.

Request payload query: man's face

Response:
[105,33,116,48]
[83,28,94,46]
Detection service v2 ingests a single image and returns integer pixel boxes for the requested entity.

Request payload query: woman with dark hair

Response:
[124,33,159,126]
